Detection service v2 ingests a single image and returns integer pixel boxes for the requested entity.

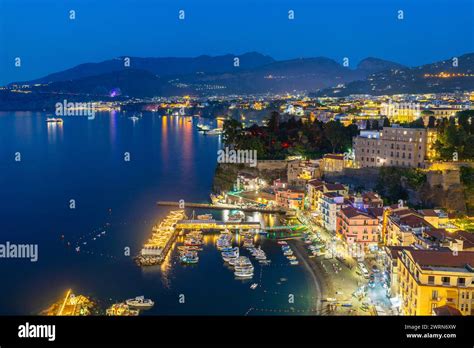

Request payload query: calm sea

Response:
[0,111,316,315]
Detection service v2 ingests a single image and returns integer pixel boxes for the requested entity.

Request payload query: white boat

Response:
[125,296,154,309]
[222,247,239,262]
[196,123,210,131]
[206,128,223,135]
[129,113,142,121]
[250,283,258,290]
[234,256,254,278]
[290,260,299,266]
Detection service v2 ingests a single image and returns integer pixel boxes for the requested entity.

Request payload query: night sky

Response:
[0,0,473,85]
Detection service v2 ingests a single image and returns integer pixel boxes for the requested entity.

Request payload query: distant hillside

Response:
[2,52,473,110]
[356,57,405,76]
[23,52,275,84]
[9,54,407,98]
[316,53,474,96]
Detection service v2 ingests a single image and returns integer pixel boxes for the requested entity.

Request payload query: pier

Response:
[176,219,261,231]
[157,201,288,214]
[137,210,186,266]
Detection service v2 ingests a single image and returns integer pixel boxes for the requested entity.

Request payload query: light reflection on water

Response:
[0,112,316,315]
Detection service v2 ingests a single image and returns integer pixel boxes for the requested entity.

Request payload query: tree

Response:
[324,120,346,153]
[267,111,280,133]
[222,119,243,146]
[427,115,436,128]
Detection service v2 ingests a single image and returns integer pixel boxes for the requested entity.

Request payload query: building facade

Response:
[353,126,431,168]
[397,249,474,316]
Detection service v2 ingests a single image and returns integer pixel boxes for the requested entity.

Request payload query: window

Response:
[458,278,466,286]
[428,276,435,285]
[442,277,450,285]
[432,290,439,300]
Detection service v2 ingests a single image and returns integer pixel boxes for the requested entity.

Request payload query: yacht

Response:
[234,256,254,278]
[222,247,239,262]
[125,296,154,309]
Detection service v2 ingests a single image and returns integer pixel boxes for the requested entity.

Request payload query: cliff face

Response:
[212,162,287,194]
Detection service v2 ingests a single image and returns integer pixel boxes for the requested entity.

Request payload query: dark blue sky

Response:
[1,0,473,85]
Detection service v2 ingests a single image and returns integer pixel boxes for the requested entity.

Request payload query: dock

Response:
[157,201,287,214]
[176,219,261,231]
[137,210,186,266]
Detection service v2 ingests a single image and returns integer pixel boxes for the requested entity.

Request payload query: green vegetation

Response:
[433,110,474,160]
[460,166,474,214]
[222,111,358,159]
[375,167,427,205]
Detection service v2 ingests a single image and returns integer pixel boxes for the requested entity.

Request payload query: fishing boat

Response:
[290,260,299,265]
[125,296,154,309]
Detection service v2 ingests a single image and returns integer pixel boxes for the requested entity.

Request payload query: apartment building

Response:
[307,180,348,212]
[384,208,431,247]
[275,188,305,210]
[397,249,474,316]
[319,192,345,232]
[336,207,379,251]
[287,159,320,187]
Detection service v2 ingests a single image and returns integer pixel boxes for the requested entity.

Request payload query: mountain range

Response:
[3,52,473,108]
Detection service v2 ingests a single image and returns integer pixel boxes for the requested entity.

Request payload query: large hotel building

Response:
[353,125,436,168]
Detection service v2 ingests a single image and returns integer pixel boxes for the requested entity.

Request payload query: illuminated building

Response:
[336,207,379,251]
[397,249,474,316]
[353,126,430,168]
